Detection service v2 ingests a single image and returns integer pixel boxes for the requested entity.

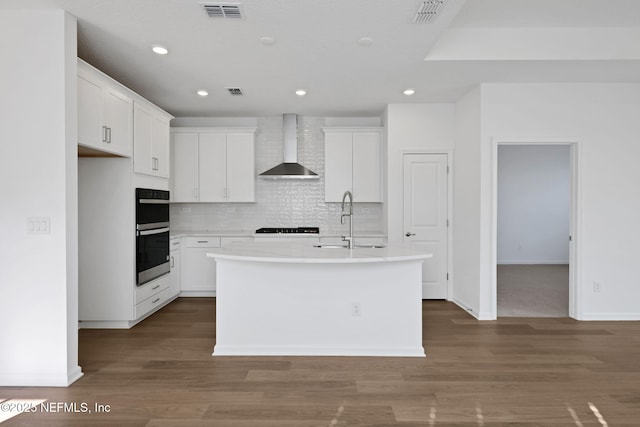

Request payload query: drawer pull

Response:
[152,284,160,290]
[151,298,160,304]
[197,240,208,243]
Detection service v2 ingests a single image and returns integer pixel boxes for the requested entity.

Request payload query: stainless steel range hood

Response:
[259,114,319,180]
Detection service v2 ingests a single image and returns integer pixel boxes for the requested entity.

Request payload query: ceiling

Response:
[3,0,640,117]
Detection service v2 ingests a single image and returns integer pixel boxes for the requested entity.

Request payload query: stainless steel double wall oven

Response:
[136,188,170,286]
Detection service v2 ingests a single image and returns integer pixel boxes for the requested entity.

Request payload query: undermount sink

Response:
[313,244,386,249]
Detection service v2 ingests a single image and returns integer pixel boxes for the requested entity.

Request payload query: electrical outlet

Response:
[593,281,601,293]
[351,302,361,317]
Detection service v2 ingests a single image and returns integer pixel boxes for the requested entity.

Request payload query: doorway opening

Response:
[495,143,576,317]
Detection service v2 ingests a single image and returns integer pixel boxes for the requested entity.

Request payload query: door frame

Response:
[491,139,580,319]
[401,150,454,300]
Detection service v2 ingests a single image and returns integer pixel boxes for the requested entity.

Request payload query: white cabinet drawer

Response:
[135,288,170,319]
[183,236,221,248]
[135,274,170,304]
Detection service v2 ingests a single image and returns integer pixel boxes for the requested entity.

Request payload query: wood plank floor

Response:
[3,298,640,426]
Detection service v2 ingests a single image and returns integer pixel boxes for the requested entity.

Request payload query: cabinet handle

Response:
[170,256,174,268]
[102,126,107,142]
[405,232,416,237]
[152,284,160,290]
[197,240,208,244]
[152,157,158,170]
[106,127,112,143]
[151,298,160,304]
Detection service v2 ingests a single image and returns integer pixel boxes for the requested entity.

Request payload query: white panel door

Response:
[199,132,227,202]
[324,132,353,202]
[104,87,133,156]
[171,132,199,202]
[226,132,255,202]
[403,153,448,299]
[352,132,382,202]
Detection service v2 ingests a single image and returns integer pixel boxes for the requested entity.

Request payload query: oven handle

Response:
[138,199,170,204]
[137,222,170,231]
[138,227,170,236]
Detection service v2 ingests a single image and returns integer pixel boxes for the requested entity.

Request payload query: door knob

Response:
[405,232,415,237]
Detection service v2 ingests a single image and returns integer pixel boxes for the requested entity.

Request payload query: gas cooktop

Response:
[255,227,319,234]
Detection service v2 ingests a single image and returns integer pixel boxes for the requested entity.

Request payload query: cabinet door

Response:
[199,133,227,202]
[77,73,104,149]
[352,132,382,202]
[170,248,181,297]
[182,248,216,291]
[171,132,199,202]
[152,114,170,178]
[324,132,353,202]
[104,87,133,157]
[226,132,255,202]
[133,102,153,175]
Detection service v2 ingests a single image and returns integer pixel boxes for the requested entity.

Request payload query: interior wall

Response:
[480,83,640,320]
[451,87,485,318]
[384,104,455,245]
[497,145,570,264]
[0,10,81,385]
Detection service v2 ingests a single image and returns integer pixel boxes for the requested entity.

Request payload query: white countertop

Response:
[171,230,387,239]
[206,241,431,264]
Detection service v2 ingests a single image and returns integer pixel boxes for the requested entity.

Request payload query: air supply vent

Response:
[202,3,243,19]
[412,0,446,23]
[226,87,244,96]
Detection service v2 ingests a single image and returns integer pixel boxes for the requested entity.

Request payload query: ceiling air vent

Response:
[226,87,244,96]
[202,3,244,19]
[412,0,446,23]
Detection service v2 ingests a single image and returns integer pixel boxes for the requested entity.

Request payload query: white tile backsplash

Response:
[170,116,384,234]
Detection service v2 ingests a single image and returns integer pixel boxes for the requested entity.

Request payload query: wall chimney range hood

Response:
[259,114,319,180]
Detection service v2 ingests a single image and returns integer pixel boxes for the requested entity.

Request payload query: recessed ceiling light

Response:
[295,89,307,96]
[152,45,168,55]
[357,37,374,47]
[260,36,276,46]
[197,90,209,97]
[403,88,416,96]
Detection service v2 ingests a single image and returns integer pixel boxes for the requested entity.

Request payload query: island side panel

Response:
[213,258,425,357]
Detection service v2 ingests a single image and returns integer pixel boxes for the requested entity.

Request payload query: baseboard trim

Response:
[0,368,82,387]
[213,344,426,357]
[497,260,570,265]
[578,312,640,321]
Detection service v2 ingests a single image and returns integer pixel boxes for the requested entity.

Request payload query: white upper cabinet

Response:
[171,132,199,202]
[133,101,171,178]
[323,128,383,202]
[78,60,133,157]
[171,128,256,203]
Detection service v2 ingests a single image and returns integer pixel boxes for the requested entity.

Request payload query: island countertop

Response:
[206,241,431,264]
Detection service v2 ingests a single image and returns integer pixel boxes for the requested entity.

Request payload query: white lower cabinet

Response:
[134,275,171,319]
[181,237,221,296]
[180,235,252,297]
[169,237,181,297]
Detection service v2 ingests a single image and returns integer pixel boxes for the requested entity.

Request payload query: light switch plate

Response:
[27,217,50,235]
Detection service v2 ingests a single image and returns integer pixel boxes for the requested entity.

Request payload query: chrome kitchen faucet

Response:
[341,190,354,249]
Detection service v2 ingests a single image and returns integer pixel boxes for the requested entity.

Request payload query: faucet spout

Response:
[341,191,354,249]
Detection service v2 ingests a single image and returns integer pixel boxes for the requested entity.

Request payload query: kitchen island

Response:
[207,242,431,357]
